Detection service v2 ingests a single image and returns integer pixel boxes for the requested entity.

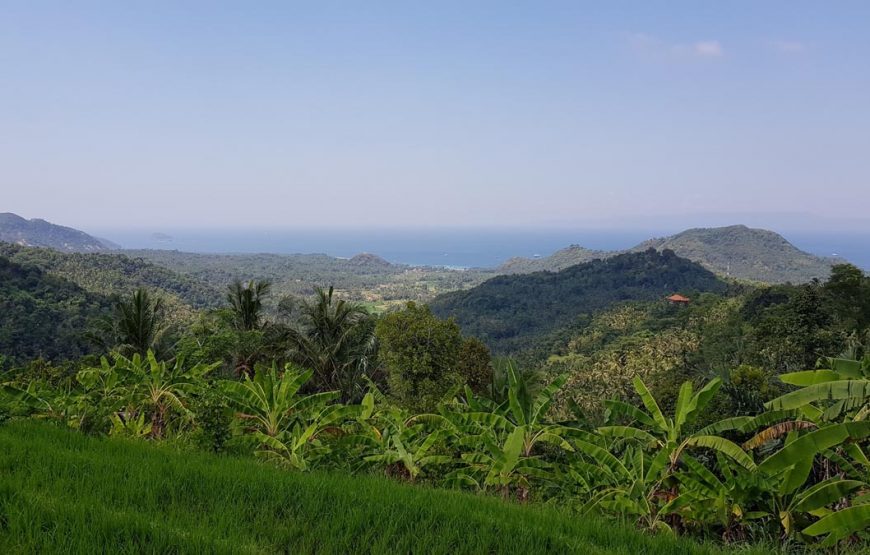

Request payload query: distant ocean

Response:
[96,228,870,271]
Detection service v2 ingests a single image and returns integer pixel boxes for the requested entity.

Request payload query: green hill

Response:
[0,420,726,555]
[631,225,834,283]
[0,212,113,252]
[0,243,222,311]
[498,244,606,274]
[0,256,109,362]
[494,225,834,284]
[431,249,729,353]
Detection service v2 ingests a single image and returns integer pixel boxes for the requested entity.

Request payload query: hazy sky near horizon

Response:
[2,2,869,230]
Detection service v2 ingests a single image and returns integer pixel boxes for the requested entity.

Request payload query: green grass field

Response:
[0,421,762,554]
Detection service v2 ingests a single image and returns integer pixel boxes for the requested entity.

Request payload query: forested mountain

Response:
[431,249,729,353]
[0,255,109,362]
[0,213,114,252]
[0,243,221,311]
[494,225,834,284]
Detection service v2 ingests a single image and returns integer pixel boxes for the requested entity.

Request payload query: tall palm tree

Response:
[89,288,169,358]
[226,280,271,331]
[286,286,375,402]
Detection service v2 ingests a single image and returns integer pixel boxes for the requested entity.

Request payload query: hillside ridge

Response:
[0,243,221,310]
[0,212,113,252]
[498,225,834,283]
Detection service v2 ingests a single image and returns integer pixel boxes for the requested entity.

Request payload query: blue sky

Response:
[2,1,868,230]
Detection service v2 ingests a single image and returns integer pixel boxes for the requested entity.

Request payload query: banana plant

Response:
[569,440,676,533]
[724,357,870,542]
[104,351,218,439]
[663,449,867,542]
[600,377,756,473]
[579,377,754,532]
[222,363,357,470]
[76,356,129,428]
[1,381,89,428]
[456,367,573,457]
[704,397,870,542]
[802,496,870,546]
[450,424,558,500]
[252,402,361,470]
[141,352,217,438]
[109,411,153,438]
[753,421,870,539]
[660,453,769,539]
[362,407,456,481]
[767,356,870,421]
[445,367,572,499]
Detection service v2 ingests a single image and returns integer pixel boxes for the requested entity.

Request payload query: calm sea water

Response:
[96,228,870,270]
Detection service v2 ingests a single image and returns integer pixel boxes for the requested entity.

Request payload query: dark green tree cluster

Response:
[376,303,493,412]
[430,249,729,353]
[0,256,108,364]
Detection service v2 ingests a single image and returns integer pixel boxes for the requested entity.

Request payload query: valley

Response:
[2,214,869,553]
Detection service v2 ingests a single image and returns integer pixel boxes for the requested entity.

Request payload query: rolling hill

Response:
[631,225,835,283]
[498,244,606,274]
[0,212,114,252]
[0,243,222,311]
[431,249,729,353]
[497,225,834,284]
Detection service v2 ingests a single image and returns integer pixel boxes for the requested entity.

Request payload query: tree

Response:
[825,264,870,332]
[285,286,375,403]
[88,288,170,358]
[226,280,271,332]
[746,283,840,373]
[457,338,493,395]
[376,302,466,412]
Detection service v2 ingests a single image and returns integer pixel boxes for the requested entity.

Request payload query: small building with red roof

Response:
[666,294,691,304]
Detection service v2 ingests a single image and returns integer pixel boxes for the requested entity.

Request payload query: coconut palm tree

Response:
[285,286,376,402]
[226,280,271,331]
[88,288,170,358]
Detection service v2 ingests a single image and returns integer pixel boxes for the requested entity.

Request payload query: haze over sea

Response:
[97,228,869,271]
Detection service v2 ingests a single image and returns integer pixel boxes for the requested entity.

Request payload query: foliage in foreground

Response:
[3,352,870,551]
[0,420,727,555]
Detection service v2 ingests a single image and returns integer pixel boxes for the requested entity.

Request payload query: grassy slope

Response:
[0,421,744,555]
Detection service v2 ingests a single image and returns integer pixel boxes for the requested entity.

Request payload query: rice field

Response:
[0,421,765,554]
